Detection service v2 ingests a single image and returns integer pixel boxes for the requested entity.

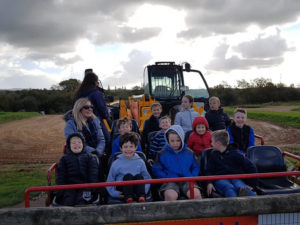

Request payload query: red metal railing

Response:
[25,150,300,208]
[46,163,57,186]
[254,134,264,145]
[283,151,300,161]
[25,171,300,208]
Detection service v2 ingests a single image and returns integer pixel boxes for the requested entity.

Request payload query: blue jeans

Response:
[214,179,256,197]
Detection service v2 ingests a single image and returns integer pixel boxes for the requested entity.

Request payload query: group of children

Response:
[56,95,257,206]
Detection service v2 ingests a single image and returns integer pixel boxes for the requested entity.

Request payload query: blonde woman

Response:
[64,98,105,156]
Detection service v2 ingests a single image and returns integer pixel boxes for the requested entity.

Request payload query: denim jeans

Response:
[214,179,256,197]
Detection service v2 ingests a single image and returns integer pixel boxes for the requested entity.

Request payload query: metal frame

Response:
[25,150,300,208]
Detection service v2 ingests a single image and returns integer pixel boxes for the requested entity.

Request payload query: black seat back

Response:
[246,145,300,194]
[200,148,214,176]
[246,145,286,173]
[184,130,193,144]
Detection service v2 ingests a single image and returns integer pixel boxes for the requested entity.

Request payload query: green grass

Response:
[224,108,300,128]
[229,102,300,108]
[291,107,300,112]
[0,112,40,124]
[0,164,50,208]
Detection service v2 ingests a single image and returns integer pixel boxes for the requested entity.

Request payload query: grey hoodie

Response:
[164,125,185,152]
[174,108,200,133]
[106,153,151,199]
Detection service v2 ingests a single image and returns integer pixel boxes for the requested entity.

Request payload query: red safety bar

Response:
[47,163,57,186]
[254,134,264,145]
[283,151,300,161]
[25,171,300,208]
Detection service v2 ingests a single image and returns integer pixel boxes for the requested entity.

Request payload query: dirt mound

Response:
[0,115,65,164]
[248,119,300,147]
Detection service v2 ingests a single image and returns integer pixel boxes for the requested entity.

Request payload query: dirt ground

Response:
[0,107,300,164]
[0,115,65,164]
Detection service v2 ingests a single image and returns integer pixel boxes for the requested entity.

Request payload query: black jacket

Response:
[142,115,160,147]
[205,108,231,131]
[56,148,99,205]
[206,144,258,187]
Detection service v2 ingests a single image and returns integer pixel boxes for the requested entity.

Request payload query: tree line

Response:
[0,77,299,114]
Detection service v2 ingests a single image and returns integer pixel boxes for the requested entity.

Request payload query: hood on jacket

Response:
[66,132,86,154]
[192,116,209,132]
[164,125,185,152]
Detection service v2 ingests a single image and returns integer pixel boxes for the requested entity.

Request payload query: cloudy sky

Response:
[0,0,300,89]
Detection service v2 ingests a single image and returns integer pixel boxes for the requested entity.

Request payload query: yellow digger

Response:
[106,61,211,133]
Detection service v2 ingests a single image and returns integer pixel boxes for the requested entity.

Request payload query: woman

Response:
[74,70,110,146]
[64,98,105,156]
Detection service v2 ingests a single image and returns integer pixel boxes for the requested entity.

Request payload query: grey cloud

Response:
[233,31,296,59]
[206,54,283,71]
[102,49,152,87]
[205,32,293,72]
[26,53,82,66]
[0,71,57,89]
[177,0,300,38]
[119,27,161,43]
[0,0,162,54]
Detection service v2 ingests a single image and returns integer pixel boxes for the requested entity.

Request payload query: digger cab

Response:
[144,62,210,120]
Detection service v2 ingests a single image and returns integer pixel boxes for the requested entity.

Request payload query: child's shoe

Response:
[126,197,133,203]
[138,197,146,202]
[238,187,249,197]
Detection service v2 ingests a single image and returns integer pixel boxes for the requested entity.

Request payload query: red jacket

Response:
[187,116,212,154]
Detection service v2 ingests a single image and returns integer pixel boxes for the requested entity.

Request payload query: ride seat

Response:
[154,85,169,97]
[246,145,300,195]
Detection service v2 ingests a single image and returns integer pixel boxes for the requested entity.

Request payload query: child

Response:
[148,115,172,162]
[152,125,202,201]
[187,116,212,155]
[206,130,257,198]
[227,108,255,153]
[205,96,231,131]
[142,102,163,148]
[56,133,99,206]
[111,117,143,155]
[174,95,200,134]
[106,132,151,203]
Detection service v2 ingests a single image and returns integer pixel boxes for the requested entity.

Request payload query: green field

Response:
[0,164,50,208]
[0,112,40,124]
[224,108,300,128]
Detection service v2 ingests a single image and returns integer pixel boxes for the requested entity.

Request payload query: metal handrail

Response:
[25,171,300,208]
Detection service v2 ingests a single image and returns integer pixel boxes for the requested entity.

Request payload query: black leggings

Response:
[119,174,145,200]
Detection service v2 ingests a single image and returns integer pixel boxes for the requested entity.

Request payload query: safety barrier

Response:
[25,171,300,208]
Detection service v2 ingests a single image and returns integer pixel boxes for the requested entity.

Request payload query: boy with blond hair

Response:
[111,117,142,154]
[205,96,231,131]
[206,130,257,197]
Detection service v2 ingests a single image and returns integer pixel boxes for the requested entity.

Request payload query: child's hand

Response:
[206,183,216,196]
[247,185,253,190]
[147,159,154,165]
